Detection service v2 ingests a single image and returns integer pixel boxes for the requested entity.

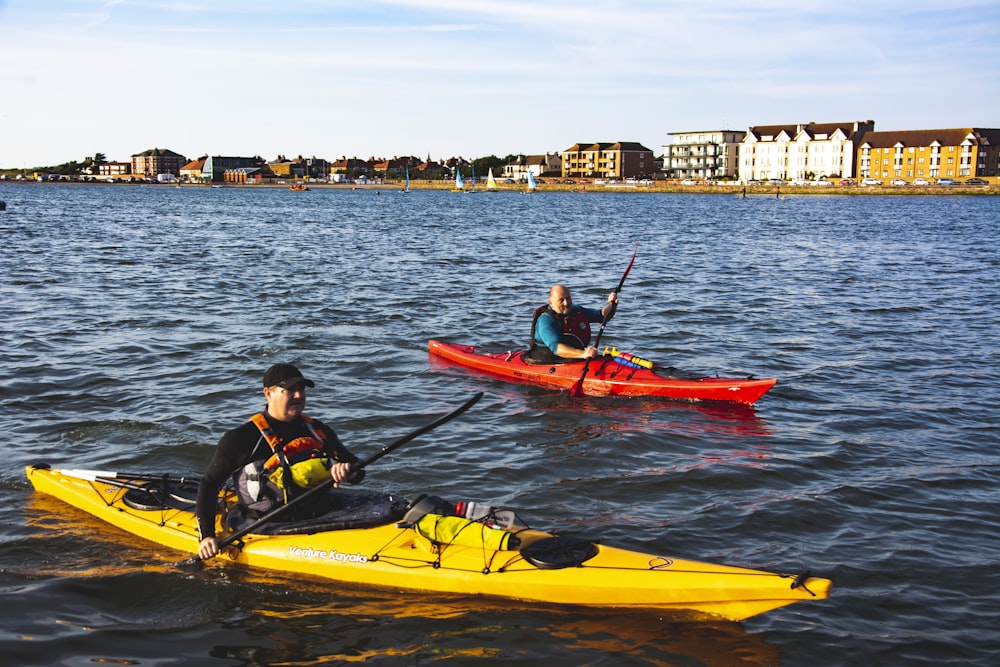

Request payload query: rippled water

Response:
[1,183,998,666]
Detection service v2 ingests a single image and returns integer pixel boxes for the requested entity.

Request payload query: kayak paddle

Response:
[59,469,200,485]
[176,391,484,566]
[569,245,638,397]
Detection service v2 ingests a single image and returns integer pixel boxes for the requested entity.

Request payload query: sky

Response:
[1,0,998,169]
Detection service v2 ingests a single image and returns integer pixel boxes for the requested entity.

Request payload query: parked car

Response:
[937,178,959,186]
[812,178,833,186]
[912,178,931,186]
[862,178,883,186]
[890,179,908,186]
[840,178,855,186]
[746,179,761,185]
[681,179,698,185]
[964,178,988,186]
[790,178,809,186]
[768,178,784,185]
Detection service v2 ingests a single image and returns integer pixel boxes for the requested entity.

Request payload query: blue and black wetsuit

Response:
[526,305,605,364]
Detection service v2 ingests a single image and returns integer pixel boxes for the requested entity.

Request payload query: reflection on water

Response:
[430,355,774,442]
[219,569,784,667]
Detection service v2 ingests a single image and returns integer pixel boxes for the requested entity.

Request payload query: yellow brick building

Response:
[858,128,1000,182]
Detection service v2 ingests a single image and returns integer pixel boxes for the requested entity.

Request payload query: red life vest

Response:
[530,305,593,351]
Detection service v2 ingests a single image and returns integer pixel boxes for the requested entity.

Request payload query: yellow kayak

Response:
[25,464,831,621]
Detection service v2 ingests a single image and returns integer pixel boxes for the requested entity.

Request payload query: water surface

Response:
[1,184,998,665]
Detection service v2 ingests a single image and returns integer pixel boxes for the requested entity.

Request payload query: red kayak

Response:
[428,340,776,404]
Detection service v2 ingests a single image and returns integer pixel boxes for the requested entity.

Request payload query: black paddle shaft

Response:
[571,245,638,395]
[176,391,484,566]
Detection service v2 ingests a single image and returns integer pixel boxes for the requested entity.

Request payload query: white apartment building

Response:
[662,130,745,180]
[739,121,874,182]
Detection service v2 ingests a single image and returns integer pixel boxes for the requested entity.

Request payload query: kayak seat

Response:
[522,349,583,366]
[226,490,410,535]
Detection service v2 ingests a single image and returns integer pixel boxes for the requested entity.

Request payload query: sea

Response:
[0,183,997,666]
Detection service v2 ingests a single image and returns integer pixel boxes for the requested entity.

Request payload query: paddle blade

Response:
[174,554,205,567]
[568,364,589,397]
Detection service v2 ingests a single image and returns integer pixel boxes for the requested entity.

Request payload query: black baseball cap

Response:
[262,363,315,389]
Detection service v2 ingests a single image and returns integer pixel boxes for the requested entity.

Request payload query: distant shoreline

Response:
[2,179,995,196]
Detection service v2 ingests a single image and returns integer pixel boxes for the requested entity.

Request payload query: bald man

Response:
[526,284,618,364]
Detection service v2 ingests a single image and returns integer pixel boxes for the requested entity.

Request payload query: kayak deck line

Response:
[427,340,777,404]
[25,464,831,621]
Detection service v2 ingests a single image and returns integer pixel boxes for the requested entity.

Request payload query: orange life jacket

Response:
[235,413,334,512]
[249,412,329,473]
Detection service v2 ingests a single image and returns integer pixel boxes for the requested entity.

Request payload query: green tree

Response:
[471,155,503,174]
[49,160,82,175]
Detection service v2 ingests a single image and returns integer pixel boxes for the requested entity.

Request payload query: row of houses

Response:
[104,146,655,184]
[666,122,1000,182]
[178,152,571,184]
[106,122,1000,185]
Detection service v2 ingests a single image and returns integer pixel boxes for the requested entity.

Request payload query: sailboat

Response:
[525,170,538,194]
[466,165,477,193]
[486,168,498,192]
[401,165,410,193]
[451,167,464,192]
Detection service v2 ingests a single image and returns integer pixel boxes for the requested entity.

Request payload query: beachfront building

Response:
[202,156,263,182]
[561,142,655,180]
[302,156,330,180]
[413,159,445,180]
[268,156,306,180]
[179,158,206,182]
[329,157,372,182]
[443,157,471,179]
[371,156,419,180]
[131,148,187,178]
[98,162,132,178]
[504,153,561,182]
[662,130,745,180]
[224,167,273,184]
[739,121,874,182]
[857,128,1000,181]
[265,155,328,180]
[975,129,1000,176]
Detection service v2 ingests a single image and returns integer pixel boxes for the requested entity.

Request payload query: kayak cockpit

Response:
[225,490,410,536]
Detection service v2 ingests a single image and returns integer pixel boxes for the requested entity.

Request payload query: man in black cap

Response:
[195,363,364,560]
